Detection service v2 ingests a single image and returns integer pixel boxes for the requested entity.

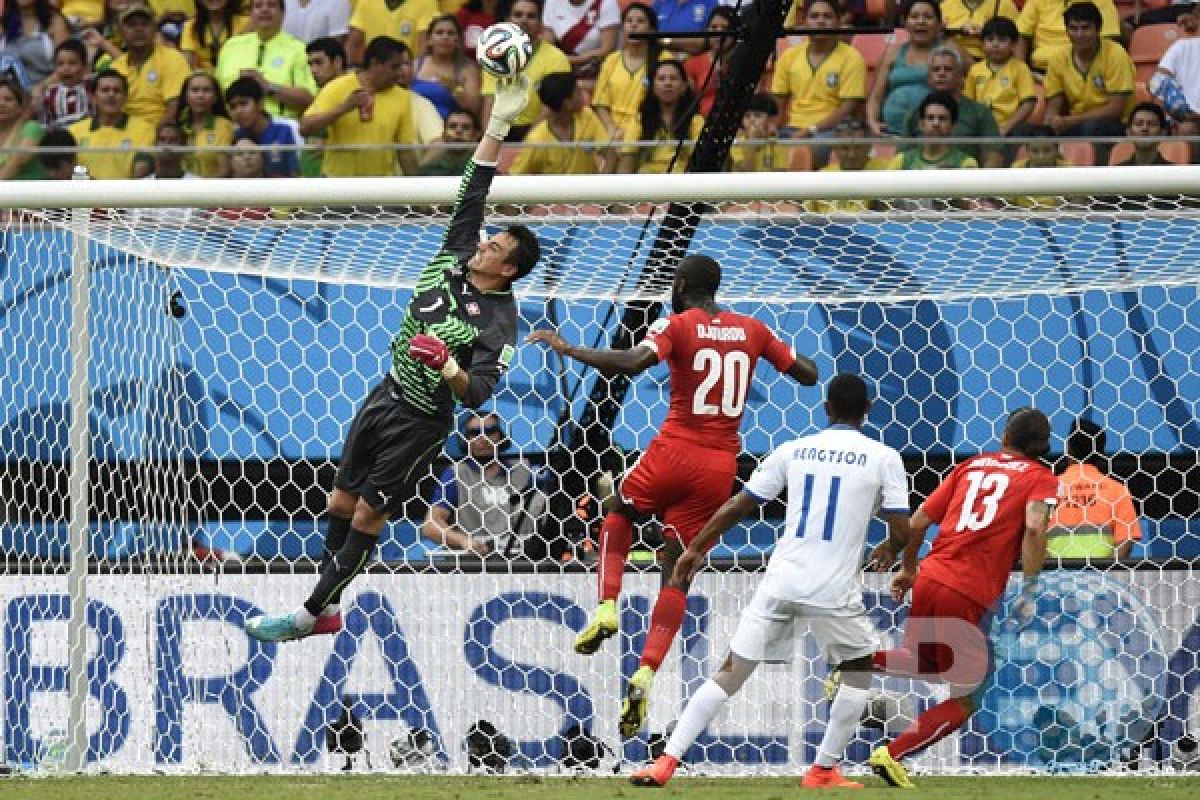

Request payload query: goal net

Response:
[1,169,1198,776]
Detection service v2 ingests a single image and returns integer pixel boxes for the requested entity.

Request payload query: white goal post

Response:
[1,169,1198,776]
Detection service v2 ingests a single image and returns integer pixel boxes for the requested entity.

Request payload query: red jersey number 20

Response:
[692,348,751,417]
[956,470,1011,531]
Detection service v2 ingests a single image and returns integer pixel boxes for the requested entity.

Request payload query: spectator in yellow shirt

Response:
[940,0,1020,62]
[215,0,318,118]
[68,69,156,179]
[618,58,704,173]
[109,3,192,127]
[509,71,612,174]
[804,117,889,213]
[347,0,439,66]
[771,0,865,154]
[1042,1,1133,166]
[592,1,659,139]
[729,93,791,172]
[306,36,347,88]
[299,35,419,175]
[479,0,570,140]
[965,17,1036,136]
[181,0,250,70]
[177,70,235,177]
[1007,124,1072,209]
[1016,0,1122,70]
[1048,417,1141,561]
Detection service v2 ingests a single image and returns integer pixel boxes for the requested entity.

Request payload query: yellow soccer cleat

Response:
[620,666,655,738]
[574,600,618,655]
[869,745,916,789]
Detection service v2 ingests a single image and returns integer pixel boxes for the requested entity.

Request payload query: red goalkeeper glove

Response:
[409,333,450,370]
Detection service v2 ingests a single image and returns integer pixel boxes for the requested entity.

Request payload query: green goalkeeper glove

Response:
[486,76,530,141]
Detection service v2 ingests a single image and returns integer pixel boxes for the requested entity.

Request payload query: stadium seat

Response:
[852,29,907,69]
[1107,138,1190,164]
[864,0,891,22]
[1059,140,1096,166]
[1131,24,1185,82]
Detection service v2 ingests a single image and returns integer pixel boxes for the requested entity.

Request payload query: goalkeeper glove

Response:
[409,333,461,379]
[486,76,530,141]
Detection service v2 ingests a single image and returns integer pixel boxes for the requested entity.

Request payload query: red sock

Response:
[598,512,633,602]
[888,697,971,760]
[639,587,687,671]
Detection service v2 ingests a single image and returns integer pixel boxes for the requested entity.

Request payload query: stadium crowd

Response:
[0,0,1196,181]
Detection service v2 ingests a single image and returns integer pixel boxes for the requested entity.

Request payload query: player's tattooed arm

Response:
[1021,499,1053,588]
[525,329,658,377]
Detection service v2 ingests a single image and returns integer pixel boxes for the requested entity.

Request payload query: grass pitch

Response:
[4,775,1199,800]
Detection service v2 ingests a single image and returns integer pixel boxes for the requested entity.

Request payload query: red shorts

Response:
[620,437,737,548]
[899,577,993,685]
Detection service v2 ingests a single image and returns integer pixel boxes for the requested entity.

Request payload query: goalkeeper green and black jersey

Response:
[388,159,517,417]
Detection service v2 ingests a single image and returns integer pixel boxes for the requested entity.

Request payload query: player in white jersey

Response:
[631,373,914,789]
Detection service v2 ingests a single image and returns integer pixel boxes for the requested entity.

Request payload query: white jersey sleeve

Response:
[880,447,910,514]
[743,444,791,504]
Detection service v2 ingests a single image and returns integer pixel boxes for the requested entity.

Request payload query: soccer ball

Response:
[476,22,533,77]
[860,691,915,736]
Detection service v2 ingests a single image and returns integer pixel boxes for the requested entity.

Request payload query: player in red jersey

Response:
[526,254,818,737]
[864,407,1060,788]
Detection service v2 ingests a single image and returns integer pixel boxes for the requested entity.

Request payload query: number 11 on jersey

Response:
[794,472,843,541]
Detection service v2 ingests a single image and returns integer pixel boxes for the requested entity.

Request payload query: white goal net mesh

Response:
[1,176,1198,775]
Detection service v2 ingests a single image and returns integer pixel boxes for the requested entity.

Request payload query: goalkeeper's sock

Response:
[815,684,873,768]
[322,514,353,605]
[888,696,971,760]
[664,679,729,759]
[598,511,633,602]
[303,528,376,618]
[639,587,687,671]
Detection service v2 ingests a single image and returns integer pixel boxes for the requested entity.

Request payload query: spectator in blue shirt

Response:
[652,0,721,54]
[225,76,302,178]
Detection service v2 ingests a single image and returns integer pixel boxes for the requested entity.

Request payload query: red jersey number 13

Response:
[957,470,1011,531]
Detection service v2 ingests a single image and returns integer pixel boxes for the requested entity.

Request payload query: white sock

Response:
[294,606,317,631]
[665,680,730,759]
[815,685,873,768]
[320,604,340,618]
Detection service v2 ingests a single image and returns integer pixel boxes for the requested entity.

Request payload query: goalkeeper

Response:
[246,78,540,643]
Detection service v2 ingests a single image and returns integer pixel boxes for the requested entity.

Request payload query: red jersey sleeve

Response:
[755,320,797,373]
[640,314,679,363]
[1029,469,1061,509]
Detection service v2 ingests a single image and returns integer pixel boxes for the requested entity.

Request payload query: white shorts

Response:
[729,587,878,666]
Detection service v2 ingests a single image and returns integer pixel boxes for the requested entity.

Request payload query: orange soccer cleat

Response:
[630,754,678,787]
[802,764,864,789]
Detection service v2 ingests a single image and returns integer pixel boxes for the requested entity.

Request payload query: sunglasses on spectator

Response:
[466,424,502,436]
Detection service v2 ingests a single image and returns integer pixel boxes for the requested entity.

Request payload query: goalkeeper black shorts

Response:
[334,376,450,517]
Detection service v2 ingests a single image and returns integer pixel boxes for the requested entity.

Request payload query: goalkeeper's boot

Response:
[824,668,842,702]
[574,600,619,655]
[869,746,916,789]
[630,754,677,787]
[802,765,864,789]
[620,666,655,738]
[244,612,314,643]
